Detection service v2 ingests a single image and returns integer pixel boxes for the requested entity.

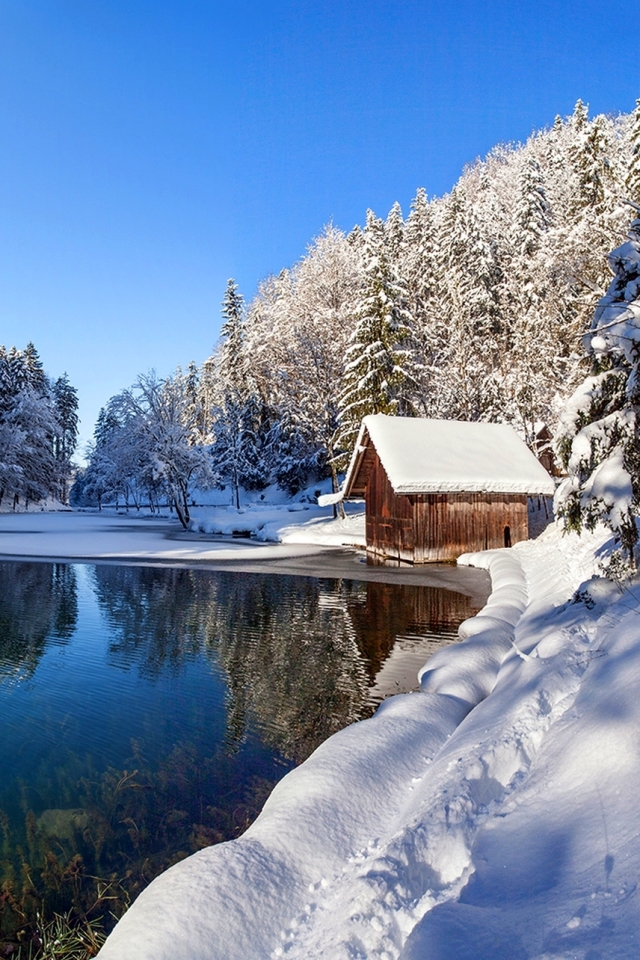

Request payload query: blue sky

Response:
[0,0,637,454]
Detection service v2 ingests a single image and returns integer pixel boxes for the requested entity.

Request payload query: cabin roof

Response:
[343,415,556,498]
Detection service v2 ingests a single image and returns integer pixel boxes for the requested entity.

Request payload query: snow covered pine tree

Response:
[212,279,266,506]
[556,207,640,566]
[336,209,414,464]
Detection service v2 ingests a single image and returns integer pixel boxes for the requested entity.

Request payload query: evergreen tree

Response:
[212,279,267,505]
[22,342,48,395]
[402,188,443,415]
[184,360,207,443]
[198,353,218,443]
[503,154,556,444]
[336,210,414,461]
[384,201,405,262]
[219,279,246,393]
[53,373,79,502]
[515,155,551,260]
[556,209,640,566]
[438,188,503,420]
[0,342,74,507]
[628,99,640,204]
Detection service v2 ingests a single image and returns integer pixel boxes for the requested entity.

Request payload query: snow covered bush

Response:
[555,209,640,564]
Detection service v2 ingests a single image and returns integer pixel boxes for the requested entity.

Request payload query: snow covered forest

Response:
[75,99,640,518]
[0,342,78,508]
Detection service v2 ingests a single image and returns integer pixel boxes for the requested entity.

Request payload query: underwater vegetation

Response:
[0,739,280,955]
[0,561,481,957]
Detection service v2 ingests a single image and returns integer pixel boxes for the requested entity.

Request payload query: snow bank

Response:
[99,516,640,959]
[0,496,70,514]
[189,503,365,548]
[419,550,527,705]
[187,482,366,548]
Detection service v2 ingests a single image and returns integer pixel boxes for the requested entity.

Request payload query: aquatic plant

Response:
[14,910,105,959]
[0,743,281,953]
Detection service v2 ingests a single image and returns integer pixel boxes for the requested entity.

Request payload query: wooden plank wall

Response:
[365,455,415,563]
[364,449,529,563]
[411,492,528,562]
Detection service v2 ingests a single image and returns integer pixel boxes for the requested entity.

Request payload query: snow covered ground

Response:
[189,500,365,548]
[97,519,640,960]
[0,495,70,514]
[0,509,364,562]
[0,508,492,603]
[0,482,367,561]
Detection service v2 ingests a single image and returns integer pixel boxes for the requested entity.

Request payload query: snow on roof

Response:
[345,415,555,496]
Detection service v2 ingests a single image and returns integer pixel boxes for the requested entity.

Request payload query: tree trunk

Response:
[171,481,191,529]
[174,499,189,529]
[330,462,346,520]
[233,461,240,510]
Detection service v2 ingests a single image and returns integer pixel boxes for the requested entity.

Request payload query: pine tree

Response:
[627,99,640,205]
[556,209,640,566]
[23,342,48,395]
[212,280,268,505]
[184,360,206,442]
[438,187,504,420]
[219,279,246,393]
[336,210,414,462]
[402,188,443,415]
[515,155,551,261]
[53,373,79,502]
[503,154,555,443]
[384,201,404,262]
[0,342,74,507]
[568,102,616,226]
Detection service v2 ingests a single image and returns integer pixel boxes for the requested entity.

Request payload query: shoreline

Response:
[0,512,491,604]
[100,521,639,960]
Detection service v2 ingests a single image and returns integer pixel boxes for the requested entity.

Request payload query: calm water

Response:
[0,560,482,943]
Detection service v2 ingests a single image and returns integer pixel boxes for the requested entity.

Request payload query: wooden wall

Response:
[364,449,529,563]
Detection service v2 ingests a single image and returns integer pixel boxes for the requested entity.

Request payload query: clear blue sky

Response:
[0,0,637,455]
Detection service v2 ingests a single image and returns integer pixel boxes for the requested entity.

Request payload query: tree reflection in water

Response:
[0,560,481,948]
[91,566,480,762]
[0,561,77,682]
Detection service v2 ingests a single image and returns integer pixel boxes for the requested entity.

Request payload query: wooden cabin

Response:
[342,415,555,563]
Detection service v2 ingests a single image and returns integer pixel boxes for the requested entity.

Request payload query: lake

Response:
[0,558,487,944]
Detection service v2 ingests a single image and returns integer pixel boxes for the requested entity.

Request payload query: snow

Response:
[345,415,556,496]
[0,510,365,564]
[587,218,640,367]
[0,480,369,562]
[316,490,344,506]
[97,517,640,959]
[189,502,365,548]
[0,496,70,514]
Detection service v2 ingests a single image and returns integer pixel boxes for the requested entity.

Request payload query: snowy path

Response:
[98,521,640,959]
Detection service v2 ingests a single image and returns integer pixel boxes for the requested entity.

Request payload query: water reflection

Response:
[201,575,370,762]
[92,565,205,675]
[90,566,480,762]
[345,580,477,681]
[0,560,482,948]
[0,561,77,681]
